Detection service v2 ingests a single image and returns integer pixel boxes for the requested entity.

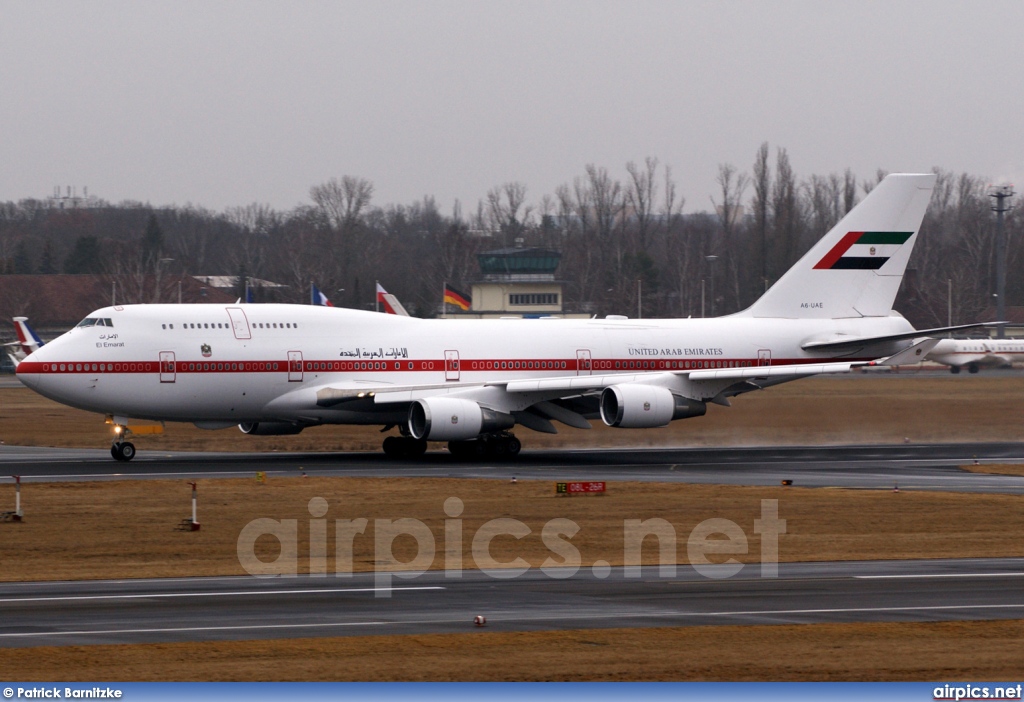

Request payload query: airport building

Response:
[454,247,589,319]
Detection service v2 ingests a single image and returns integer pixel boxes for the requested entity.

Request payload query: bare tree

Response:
[485,182,531,247]
[711,163,749,311]
[626,157,659,252]
[751,142,771,288]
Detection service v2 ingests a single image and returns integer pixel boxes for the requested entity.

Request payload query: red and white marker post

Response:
[13,475,23,521]
[189,481,200,531]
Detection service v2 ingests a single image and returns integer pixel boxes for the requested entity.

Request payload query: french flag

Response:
[311,284,334,307]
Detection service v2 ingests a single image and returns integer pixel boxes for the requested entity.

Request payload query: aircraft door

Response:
[758,349,771,366]
[226,307,252,340]
[576,349,592,376]
[445,350,460,381]
[288,350,303,382]
[159,351,176,383]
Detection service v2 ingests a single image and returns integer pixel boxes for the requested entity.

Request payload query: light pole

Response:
[990,185,1014,339]
[705,255,719,317]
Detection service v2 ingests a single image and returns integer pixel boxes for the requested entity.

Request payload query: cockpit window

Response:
[76,317,115,328]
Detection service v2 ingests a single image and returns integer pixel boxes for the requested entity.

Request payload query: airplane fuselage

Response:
[17,303,912,425]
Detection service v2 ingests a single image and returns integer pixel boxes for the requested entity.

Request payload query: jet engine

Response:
[599,384,706,428]
[238,422,306,436]
[407,397,515,441]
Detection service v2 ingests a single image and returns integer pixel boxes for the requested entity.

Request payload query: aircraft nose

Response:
[15,362,38,389]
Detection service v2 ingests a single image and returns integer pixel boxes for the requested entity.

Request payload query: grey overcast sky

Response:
[2,1,1022,214]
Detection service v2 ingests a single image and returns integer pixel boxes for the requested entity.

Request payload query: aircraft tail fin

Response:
[12,317,44,358]
[380,293,410,316]
[743,173,936,319]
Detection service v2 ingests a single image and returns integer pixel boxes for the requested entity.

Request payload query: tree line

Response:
[1,143,1020,329]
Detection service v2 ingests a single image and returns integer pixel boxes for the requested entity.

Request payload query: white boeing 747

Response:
[18,173,973,461]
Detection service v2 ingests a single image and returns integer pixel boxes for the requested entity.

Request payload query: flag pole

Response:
[442,281,446,319]
[375,280,380,313]
[310,281,314,305]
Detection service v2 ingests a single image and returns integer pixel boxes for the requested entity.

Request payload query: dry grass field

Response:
[2,477,1024,581]
[965,463,1024,477]
[4,620,1024,681]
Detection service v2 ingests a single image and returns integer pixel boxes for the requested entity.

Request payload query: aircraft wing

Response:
[311,340,937,408]
[270,339,939,433]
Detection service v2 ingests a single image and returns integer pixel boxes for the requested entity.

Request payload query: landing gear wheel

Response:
[111,442,136,462]
[968,363,979,374]
[505,436,521,457]
[383,436,428,459]
[405,438,428,458]
[382,436,403,458]
[950,365,961,374]
[449,439,490,459]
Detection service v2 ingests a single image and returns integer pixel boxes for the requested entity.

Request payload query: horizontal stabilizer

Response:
[802,322,1001,351]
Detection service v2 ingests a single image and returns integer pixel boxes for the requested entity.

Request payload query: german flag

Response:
[443,284,471,311]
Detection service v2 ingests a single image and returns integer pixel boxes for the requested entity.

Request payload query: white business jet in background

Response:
[926,338,1024,373]
[19,173,978,462]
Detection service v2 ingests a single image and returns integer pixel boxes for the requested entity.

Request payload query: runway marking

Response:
[426,602,1024,625]
[5,603,1024,641]
[0,586,444,603]
[854,573,1024,580]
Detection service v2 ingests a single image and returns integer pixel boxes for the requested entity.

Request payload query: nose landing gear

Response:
[111,441,136,461]
[111,424,136,462]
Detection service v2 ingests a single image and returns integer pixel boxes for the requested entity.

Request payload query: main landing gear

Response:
[111,424,136,462]
[382,435,428,459]
[447,432,521,460]
[380,432,522,460]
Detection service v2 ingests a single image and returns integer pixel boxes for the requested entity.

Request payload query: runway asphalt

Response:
[2,558,1023,648]
[3,442,1024,493]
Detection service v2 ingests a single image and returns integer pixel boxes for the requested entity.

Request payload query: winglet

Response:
[876,338,940,367]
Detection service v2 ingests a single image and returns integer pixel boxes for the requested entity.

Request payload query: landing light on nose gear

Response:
[111,424,136,462]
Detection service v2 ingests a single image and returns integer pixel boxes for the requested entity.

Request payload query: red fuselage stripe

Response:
[17,357,868,375]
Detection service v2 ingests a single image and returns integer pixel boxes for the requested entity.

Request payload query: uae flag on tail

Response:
[443,284,471,311]
[814,231,913,270]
